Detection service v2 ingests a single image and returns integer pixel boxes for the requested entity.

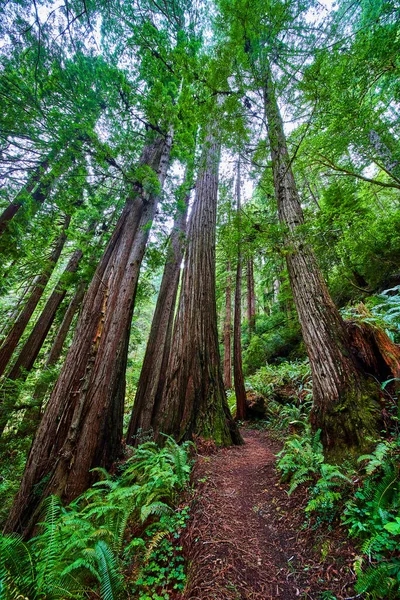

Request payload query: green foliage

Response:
[343,439,400,557]
[0,438,192,599]
[276,428,324,493]
[342,286,400,343]
[247,359,311,403]
[242,313,303,375]
[277,422,400,599]
[132,508,190,599]
[305,464,352,526]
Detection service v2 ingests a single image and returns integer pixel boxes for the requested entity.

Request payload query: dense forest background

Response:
[0,0,399,598]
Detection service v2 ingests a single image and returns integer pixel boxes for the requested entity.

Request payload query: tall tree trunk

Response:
[246,257,256,335]
[234,161,247,421]
[126,187,190,445]
[152,131,241,446]
[0,157,51,237]
[18,281,87,437]
[46,280,86,366]
[263,65,381,458]
[0,249,84,437]
[7,249,83,380]
[223,262,232,389]
[5,133,172,535]
[0,215,71,378]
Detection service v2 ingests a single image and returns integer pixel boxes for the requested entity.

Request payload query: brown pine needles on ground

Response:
[180,428,357,600]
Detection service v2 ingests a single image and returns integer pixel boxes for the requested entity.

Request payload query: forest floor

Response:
[181,428,358,600]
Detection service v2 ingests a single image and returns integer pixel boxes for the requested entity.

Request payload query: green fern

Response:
[95,541,123,600]
[355,558,400,599]
[0,437,192,599]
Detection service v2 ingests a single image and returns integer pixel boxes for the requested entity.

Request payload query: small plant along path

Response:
[182,428,356,600]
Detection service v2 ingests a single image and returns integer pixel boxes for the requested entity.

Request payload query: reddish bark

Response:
[0,249,84,437]
[0,215,71,378]
[234,161,247,421]
[246,257,256,335]
[126,189,189,444]
[344,312,400,382]
[152,131,241,446]
[223,263,233,389]
[5,133,172,535]
[7,249,83,380]
[46,281,86,366]
[18,281,87,437]
[263,64,381,458]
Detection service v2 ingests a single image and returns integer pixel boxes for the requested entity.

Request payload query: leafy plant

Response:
[0,437,192,599]
[276,428,324,493]
[305,464,352,525]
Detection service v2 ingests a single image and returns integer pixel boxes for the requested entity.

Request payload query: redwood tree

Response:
[0,215,71,378]
[0,247,84,437]
[233,161,247,421]
[0,157,51,237]
[152,131,241,446]
[223,262,233,389]
[218,0,382,458]
[18,281,87,437]
[263,63,381,457]
[246,257,256,334]
[5,132,172,534]
[127,181,190,445]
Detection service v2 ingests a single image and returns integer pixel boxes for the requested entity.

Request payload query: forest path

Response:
[181,428,355,600]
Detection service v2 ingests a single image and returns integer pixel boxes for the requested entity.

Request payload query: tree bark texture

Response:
[46,280,86,367]
[5,133,172,535]
[126,189,189,444]
[0,249,84,437]
[234,161,247,421]
[223,262,232,389]
[263,65,381,458]
[246,257,256,334]
[7,248,83,380]
[18,281,87,438]
[152,132,241,446]
[0,215,71,378]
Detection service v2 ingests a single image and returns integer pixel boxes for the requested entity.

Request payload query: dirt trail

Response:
[182,428,356,600]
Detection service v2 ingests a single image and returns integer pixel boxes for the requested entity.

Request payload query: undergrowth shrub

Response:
[341,284,400,343]
[242,312,303,375]
[245,360,312,432]
[277,420,400,599]
[344,438,400,599]
[0,437,193,600]
[246,359,311,403]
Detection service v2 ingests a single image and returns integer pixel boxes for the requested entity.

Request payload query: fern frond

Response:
[95,541,123,600]
[141,502,172,523]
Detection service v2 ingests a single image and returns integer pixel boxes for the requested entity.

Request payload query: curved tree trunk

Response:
[18,281,87,437]
[0,248,84,437]
[246,257,256,335]
[0,215,71,378]
[126,188,189,445]
[263,64,381,459]
[234,161,247,421]
[46,280,86,366]
[152,131,241,446]
[223,262,232,389]
[5,132,172,535]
